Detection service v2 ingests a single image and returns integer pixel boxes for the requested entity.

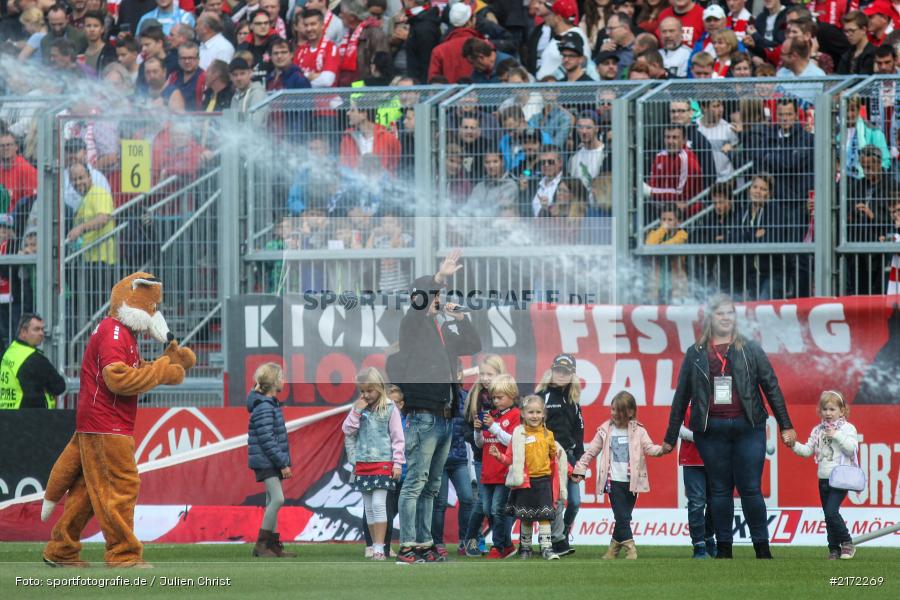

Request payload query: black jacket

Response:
[9,342,66,408]
[395,283,482,412]
[541,385,584,465]
[664,338,793,446]
[837,43,876,75]
[463,387,493,462]
[406,7,442,84]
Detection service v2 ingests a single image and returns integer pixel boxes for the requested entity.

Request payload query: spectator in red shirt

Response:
[293,8,340,87]
[339,100,401,174]
[427,2,483,83]
[864,1,894,46]
[0,133,37,213]
[658,0,706,47]
[647,125,702,216]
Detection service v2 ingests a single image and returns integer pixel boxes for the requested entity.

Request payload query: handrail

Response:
[179,303,222,347]
[147,166,221,214]
[680,178,752,229]
[63,221,128,264]
[111,175,178,217]
[160,190,220,253]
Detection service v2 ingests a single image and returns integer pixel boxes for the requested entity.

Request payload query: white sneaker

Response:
[541,548,560,561]
[364,546,374,559]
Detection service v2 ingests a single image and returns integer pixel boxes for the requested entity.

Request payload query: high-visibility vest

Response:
[0,340,55,409]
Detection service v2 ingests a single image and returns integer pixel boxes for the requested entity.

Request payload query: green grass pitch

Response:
[0,543,897,599]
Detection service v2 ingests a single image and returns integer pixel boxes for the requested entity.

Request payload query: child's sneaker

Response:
[364,546,374,559]
[840,542,855,560]
[419,546,446,563]
[692,543,710,559]
[552,539,575,557]
[517,547,533,560]
[372,551,386,561]
[395,547,421,565]
[464,539,482,557]
[500,546,517,559]
[457,543,466,556]
[434,544,448,559]
[485,547,504,560]
[828,549,840,560]
[541,548,560,561]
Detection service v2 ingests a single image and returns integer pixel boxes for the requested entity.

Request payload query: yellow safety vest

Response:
[0,340,55,409]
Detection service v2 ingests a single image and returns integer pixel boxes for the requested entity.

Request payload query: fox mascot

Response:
[41,272,196,568]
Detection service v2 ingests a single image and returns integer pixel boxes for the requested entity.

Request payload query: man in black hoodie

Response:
[396,0,441,84]
[393,250,482,564]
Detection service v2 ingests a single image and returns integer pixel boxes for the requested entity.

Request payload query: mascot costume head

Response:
[41,272,195,568]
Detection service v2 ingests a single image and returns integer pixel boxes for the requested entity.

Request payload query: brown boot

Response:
[268,532,297,558]
[601,540,621,560]
[621,539,638,560]
[252,529,278,558]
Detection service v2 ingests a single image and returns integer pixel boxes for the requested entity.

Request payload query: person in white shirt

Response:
[62,138,110,213]
[532,146,564,217]
[696,99,739,182]
[197,12,234,70]
[658,16,691,77]
[569,111,608,194]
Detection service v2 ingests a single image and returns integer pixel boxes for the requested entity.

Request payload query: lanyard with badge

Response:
[713,345,732,405]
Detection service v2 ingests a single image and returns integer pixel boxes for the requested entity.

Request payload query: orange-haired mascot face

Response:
[109,272,170,343]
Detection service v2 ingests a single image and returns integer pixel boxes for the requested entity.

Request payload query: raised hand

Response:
[436,249,463,284]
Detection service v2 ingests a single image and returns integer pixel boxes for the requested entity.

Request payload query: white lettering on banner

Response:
[756,304,805,353]
[665,306,702,352]
[359,306,388,347]
[808,303,851,353]
[653,359,676,406]
[14,477,41,498]
[318,305,346,347]
[134,408,226,464]
[593,305,630,353]
[577,360,603,407]
[556,305,588,353]
[244,305,277,348]
[632,306,667,354]
[291,304,304,347]
[850,441,900,506]
[487,306,516,347]
[603,359,646,405]
[572,508,900,546]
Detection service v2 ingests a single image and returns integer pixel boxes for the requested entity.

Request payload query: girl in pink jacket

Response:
[572,391,663,560]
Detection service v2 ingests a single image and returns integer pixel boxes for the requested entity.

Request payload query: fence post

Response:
[414,100,434,276]
[813,91,834,297]
[611,96,631,303]
[219,109,241,368]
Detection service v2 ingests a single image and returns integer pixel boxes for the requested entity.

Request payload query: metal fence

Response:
[5,77,900,408]
[51,111,225,390]
[838,76,900,296]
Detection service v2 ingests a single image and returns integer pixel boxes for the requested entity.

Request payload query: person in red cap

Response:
[864,0,896,46]
[536,0,600,81]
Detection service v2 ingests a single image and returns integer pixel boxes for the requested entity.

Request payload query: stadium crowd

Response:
[1,0,900,328]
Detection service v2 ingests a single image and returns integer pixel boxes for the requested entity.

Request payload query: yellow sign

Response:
[120,140,151,193]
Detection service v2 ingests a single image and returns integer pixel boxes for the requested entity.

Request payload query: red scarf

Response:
[339,17,379,72]
[295,37,329,72]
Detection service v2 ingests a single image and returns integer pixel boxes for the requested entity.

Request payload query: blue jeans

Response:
[683,465,715,545]
[481,483,511,550]
[694,417,768,543]
[431,460,475,546]
[819,478,850,551]
[463,461,487,541]
[398,412,452,547]
[551,479,581,542]
[609,481,637,542]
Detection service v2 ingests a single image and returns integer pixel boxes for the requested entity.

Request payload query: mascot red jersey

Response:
[41,272,195,568]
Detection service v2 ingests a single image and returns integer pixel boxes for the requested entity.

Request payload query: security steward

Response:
[0,313,66,409]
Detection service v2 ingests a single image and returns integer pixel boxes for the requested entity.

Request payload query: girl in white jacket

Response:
[790,391,859,560]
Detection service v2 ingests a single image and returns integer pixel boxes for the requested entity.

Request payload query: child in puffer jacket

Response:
[247,362,295,558]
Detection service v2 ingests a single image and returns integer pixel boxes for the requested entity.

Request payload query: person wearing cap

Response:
[594,50,619,80]
[537,0,600,81]
[0,313,66,408]
[689,4,731,59]
[428,2,484,83]
[229,57,267,116]
[864,1,896,46]
[535,353,584,557]
[136,0,195,36]
[657,0,706,47]
[557,32,592,81]
[600,12,636,76]
[394,251,482,564]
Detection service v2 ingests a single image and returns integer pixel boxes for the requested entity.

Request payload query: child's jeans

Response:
[551,479,581,542]
[683,465,715,545]
[481,483,511,549]
[463,461,487,542]
[609,481,637,542]
[819,478,851,551]
[432,460,475,546]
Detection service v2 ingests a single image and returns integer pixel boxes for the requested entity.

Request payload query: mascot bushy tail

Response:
[41,273,196,568]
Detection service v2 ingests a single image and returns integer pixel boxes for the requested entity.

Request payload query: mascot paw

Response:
[162,363,186,386]
[164,341,197,370]
[41,499,58,522]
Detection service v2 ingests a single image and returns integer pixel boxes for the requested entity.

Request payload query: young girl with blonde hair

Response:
[343,367,405,561]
